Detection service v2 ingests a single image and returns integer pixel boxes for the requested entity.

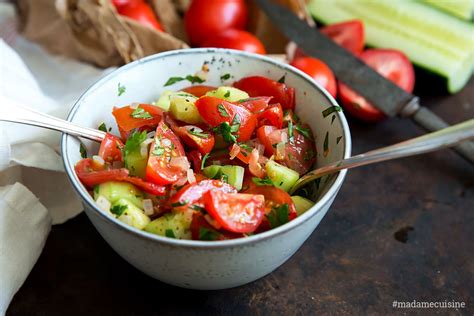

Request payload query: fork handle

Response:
[0,95,106,142]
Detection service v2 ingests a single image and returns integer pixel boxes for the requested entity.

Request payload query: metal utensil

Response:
[255,0,474,164]
[0,96,106,142]
[290,119,474,194]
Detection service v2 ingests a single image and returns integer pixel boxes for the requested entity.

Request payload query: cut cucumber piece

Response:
[94,182,144,209]
[291,196,315,216]
[169,94,202,124]
[202,165,245,190]
[202,165,222,179]
[265,160,299,192]
[155,91,195,111]
[205,86,249,102]
[308,0,474,93]
[112,198,150,229]
[124,149,148,178]
[421,0,474,21]
[144,211,193,239]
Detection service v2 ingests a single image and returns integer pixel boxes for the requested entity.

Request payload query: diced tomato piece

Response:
[237,96,272,113]
[169,179,237,210]
[187,150,202,173]
[256,125,277,156]
[145,121,186,185]
[204,190,265,233]
[165,114,215,154]
[195,96,257,142]
[181,85,217,97]
[190,212,243,240]
[112,104,163,133]
[257,103,283,128]
[98,133,124,162]
[234,76,295,110]
[321,20,365,55]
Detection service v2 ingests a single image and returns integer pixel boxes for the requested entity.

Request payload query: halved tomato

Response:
[338,49,415,122]
[257,103,283,128]
[112,104,163,133]
[145,122,186,185]
[181,85,217,97]
[238,96,272,113]
[234,76,295,110]
[244,186,297,232]
[190,212,243,240]
[204,190,265,233]
[195,96,257,142]
[75,158,166,195]
[165,114,215,154]
[169,179,237,210]
[321,20,365,55]
[98,133,124,162]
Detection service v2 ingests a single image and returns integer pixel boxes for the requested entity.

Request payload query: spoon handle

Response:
[0,95,106,142]
[291,119,474,193]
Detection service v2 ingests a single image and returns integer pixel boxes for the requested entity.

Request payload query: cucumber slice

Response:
[308,0,474,93]
[202,165,245,190]
[169,94,202,124]
[94,182,144,209]
[124,150,148,178]
[421,0,474,21]
[112,198,150,229]
[291,196,315,216]
[155,91,195,111]
[265,160,299,192]
[205,86,250,102]
[144,211,193,239]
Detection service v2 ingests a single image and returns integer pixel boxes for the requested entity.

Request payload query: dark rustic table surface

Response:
[7,76,474,315]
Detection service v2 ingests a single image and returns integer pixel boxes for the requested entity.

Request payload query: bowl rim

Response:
[61,48,352,249]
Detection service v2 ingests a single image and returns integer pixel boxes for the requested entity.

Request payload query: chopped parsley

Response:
[125,131,147,155]
[191,205,206,213]
[213,122,237,143]
[152,143,165,156]
[165,229,176,238]
[79,143,87,158]
[217,104,230,117]
[171,200,188,208]
[224,90,231,98]
[331,115,336,124]
[288,120,294,143]
[199,227,220,241]
[130,107,152,119]
[295,125,313,140]
[252,177,273,186]
[110,204,127,216]
[266,203,290,229]
[336,136,343,144]
[230,115,240,132]
[220,73,231,80]
[201,153,210,170]
[220,173,229,183]
[164,75,205,86]
[117,83,126,96]
[238,97,261,103]
[278,74,286,83]
[98,122,108,132]
[238,143,253,151]
[188,128,210,139]
[322,106,342,118]
[323,131,329,155]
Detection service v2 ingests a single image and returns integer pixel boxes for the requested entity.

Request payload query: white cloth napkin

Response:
[0,3,115,314]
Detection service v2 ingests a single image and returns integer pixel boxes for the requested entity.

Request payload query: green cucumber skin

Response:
[265,161,299,192]
[113,198,150,229]
[94,182,144,209]
[308,0,474,93]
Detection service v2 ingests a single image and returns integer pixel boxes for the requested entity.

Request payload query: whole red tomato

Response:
[116,1,164,31]
[201,29,266,54]
[290,57,337,98]
[185,0,248,46]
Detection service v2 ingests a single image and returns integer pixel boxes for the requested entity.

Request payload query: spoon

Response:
[1,99,473,194]
[290,119,474,194]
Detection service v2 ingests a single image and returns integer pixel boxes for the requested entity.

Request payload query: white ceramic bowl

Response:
[62,48,351,290]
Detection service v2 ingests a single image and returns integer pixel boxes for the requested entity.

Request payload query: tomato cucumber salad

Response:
[75,75,317,241]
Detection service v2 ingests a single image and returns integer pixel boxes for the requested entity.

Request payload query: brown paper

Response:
[16,0,188,67]
[16,0,305,68]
